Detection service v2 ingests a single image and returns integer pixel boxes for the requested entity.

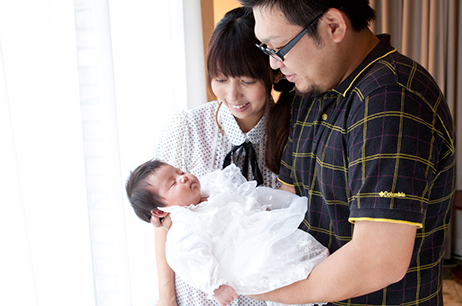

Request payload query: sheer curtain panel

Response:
[0,0,206,305]
[0,1,94,305]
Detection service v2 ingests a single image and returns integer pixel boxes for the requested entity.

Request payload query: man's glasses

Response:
[255,13,324,62]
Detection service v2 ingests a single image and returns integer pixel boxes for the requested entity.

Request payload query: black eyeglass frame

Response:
[255,12,324,62]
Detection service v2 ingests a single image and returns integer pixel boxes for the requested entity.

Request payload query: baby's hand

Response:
[213,284,238,306]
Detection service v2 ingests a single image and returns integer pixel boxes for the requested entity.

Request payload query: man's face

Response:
[253,6,336,96]
[147,164,202,207]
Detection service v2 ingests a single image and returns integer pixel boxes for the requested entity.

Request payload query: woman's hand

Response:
[213,284,238,306]
[150,214,163,228]
[151,214,172,231]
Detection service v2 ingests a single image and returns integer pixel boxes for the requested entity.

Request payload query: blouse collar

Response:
[218,102,266,146]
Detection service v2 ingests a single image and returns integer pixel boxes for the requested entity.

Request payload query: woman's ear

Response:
[151,209,168,218]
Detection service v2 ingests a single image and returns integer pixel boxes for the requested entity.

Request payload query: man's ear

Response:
[151,209,168,218]
[322,8,347,43]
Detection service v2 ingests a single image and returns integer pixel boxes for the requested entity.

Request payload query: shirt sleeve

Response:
[346,85,448,227]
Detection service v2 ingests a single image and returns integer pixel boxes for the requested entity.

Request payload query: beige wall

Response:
[201,0,241,54]
[213,0,241,25]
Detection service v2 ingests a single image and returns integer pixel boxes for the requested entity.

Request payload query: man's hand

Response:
[213,284,238,306]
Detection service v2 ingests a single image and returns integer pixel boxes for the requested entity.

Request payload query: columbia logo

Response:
[379,191,406,198]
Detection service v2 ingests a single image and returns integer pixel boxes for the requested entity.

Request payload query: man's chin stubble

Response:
[295,84,322,99]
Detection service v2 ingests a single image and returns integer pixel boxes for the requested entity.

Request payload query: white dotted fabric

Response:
[174,273,267,306]
[156,100,279,187]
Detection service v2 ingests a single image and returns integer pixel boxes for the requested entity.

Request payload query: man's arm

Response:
[279,182,295,194]
[248,220,417,304]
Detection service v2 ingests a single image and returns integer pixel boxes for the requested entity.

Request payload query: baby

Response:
[126,159,328,306]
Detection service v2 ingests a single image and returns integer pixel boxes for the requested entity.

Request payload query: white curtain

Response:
[0,0,206,305]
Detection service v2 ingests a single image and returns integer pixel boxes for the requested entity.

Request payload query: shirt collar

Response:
[332,34,397,97]
[219,103,265,146]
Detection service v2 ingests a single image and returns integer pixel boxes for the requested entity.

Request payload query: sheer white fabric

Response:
[162,165,329,298]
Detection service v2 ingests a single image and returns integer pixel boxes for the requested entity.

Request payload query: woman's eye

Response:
[243,80,256,85]
[215,78,226,83]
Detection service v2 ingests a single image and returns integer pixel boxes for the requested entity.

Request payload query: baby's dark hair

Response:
[125,159,167,223]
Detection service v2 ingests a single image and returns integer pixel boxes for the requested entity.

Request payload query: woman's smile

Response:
[229,102,251,111]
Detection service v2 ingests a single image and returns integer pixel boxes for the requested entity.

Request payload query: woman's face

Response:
[211,73,269,133]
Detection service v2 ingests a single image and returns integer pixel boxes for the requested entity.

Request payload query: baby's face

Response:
[147,164,201,207]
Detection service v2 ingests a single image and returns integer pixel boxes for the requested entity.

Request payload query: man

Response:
[239,0,455,305]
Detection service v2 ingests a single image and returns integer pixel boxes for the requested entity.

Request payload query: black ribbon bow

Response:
[223,140,264,186]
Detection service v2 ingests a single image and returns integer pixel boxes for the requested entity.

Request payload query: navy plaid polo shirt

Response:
[279,34,455,305]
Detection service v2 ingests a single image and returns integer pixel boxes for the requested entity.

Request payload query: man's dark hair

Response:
[125,159,167,223]
[239,0,376,35]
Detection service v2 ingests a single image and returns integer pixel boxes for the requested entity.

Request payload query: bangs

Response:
[206,7,275,96]
[206,8,273,86]
[208,39,268,80]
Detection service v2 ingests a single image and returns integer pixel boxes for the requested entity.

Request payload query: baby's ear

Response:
[151,209,168,218]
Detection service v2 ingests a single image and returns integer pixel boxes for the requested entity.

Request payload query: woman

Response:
[153,7,294,306]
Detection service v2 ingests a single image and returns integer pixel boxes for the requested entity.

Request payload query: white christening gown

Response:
[161,164,329,299]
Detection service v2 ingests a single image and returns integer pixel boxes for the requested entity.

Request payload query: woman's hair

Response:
[125,159,167,223]
[206,7,275,96]
[239,0,376,34]
[265,80,295,174]
[207,7,294,175]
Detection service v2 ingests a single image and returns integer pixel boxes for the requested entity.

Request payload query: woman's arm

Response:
[153,110,188,306]
[155,226,177,306]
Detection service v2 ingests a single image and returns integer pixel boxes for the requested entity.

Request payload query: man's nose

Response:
[270,56,284,70]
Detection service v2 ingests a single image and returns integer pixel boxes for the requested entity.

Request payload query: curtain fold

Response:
[0,36,39,306]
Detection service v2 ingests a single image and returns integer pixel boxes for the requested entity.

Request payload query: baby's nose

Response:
[179,175,188,183]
